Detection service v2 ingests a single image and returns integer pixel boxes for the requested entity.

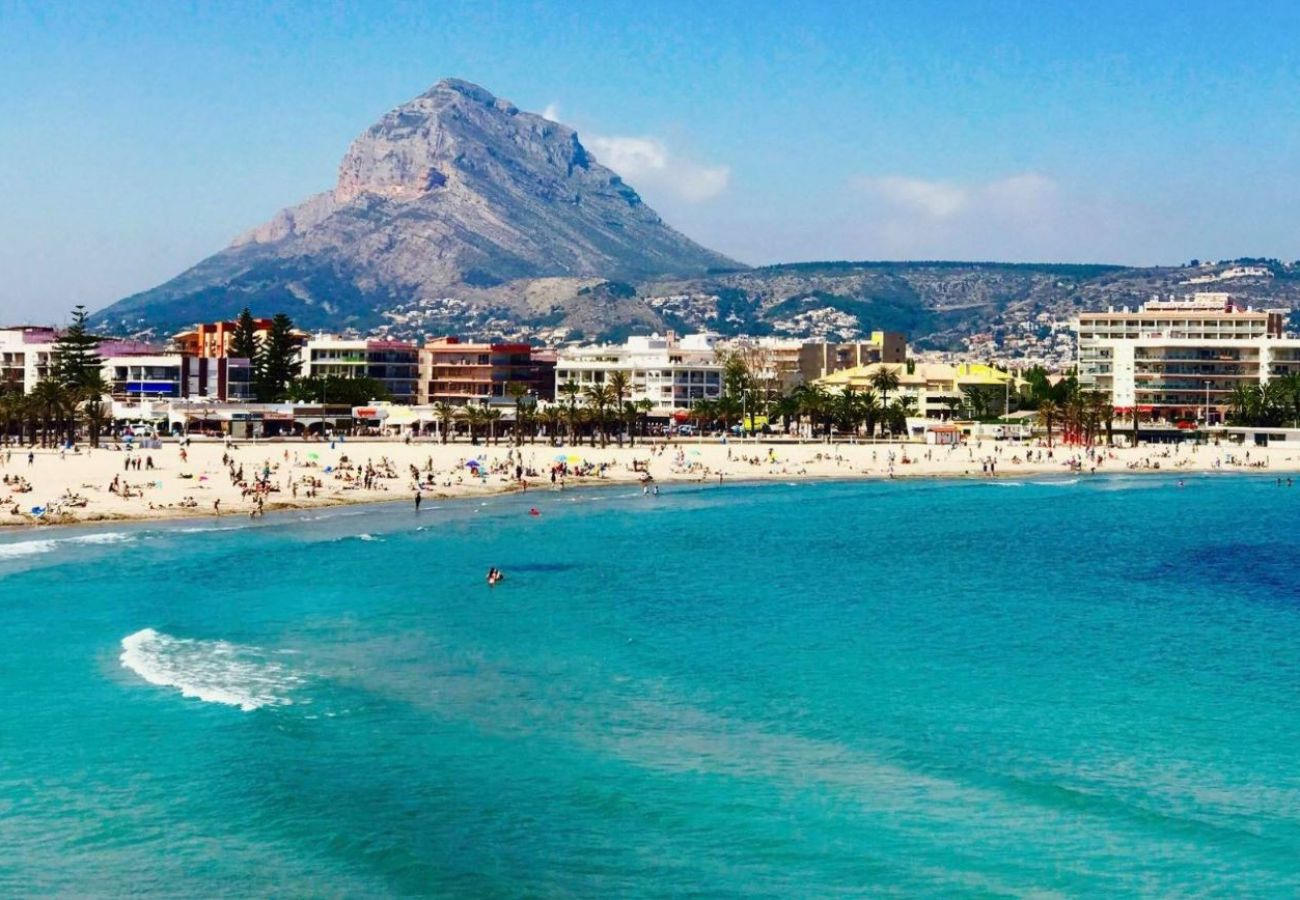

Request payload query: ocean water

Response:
[3,474,1300,896]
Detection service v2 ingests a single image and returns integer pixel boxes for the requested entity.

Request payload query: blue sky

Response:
[1,0,1299,322]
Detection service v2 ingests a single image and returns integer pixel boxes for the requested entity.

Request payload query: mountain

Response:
[93,78,739,336]
[92,79,1300,350]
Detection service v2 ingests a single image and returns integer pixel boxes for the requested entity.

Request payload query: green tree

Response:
[505,381,530,446]
[259,313,301,401]
[50,305,105,392]
[869,367,901,410]
[559,381,582,444]
[287,375,391,406]
[229,307,262,373]
[583,383,614,447]
[78,372,111,448]
[1037,400,1059,447]
[433,401,458,443]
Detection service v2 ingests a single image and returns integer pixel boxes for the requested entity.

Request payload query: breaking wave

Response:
[0,531,134,560]
[119,628,303,712]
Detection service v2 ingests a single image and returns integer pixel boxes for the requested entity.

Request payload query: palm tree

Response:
[538,406,564,445]
[689,398,717,434]
[505,381,530,446]
[433,401,458,443]
[1130,405,1146,447]
[1277,373,1300,427]
[78,373,111,448]
[886,397,916,437]
[869,367,901,410]
[31,379,71,448]
[462,405,485,444]
[0,383,25,446]
[833,388,864,436]
[583,383,614,447]
[794,385,832,438]
[715,394,743,435]
[1037,400,1059,447]
[606,371,631,443]
[485,407,503,445]
[634,398,654,443]
[559,380,582,444]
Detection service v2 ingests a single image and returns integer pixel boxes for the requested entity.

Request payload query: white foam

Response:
[119,628,303,712]
[0,531,134,560]
[357,533,380,542]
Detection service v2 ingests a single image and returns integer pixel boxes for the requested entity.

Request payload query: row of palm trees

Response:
[1035,389,1118,446]
[1226,375,1300,428]
[426,373,658,447]
[0,376,111,448]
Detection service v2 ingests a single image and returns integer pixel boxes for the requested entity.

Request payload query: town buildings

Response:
[299,335,421,404]
[817,362,1023,419]
[720,332,907,393]
[419,337,555,406]
[1074,293,1294,423]
[0,327,57,393]
[1,327,250,402]
[172,317,279,358]
[554,332,724,416]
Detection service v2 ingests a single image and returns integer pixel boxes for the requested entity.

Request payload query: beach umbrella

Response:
[466,460,480,469]
[307,452,319,460]
[553,453,567,462]
[567,455,581,464]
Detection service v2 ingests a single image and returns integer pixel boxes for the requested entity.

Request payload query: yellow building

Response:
[817,362,1023,418]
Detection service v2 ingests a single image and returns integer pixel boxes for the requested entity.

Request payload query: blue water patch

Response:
[2,475,1300,895]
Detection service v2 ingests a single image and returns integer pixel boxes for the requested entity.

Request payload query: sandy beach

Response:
[0,435,1294,529]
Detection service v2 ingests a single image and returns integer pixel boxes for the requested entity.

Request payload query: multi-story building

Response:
[103,349,253,402]
[419,337,555,407]
[172,317,281,358]
[0,327,58,393]
[719,332,908,393]
[554,332,724,415]
[797,332,908,383]
[300,336,420,404]
[818,362,1022,418]
[1074,293,1291,422]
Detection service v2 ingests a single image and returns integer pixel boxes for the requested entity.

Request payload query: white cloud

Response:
[541,102,561,123]
[587,134,730,203]
[847,171,1070,259]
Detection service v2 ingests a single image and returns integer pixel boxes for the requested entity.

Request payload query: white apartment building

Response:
[554,332,724,415]
[0,327,57,393]
[300,335,421,403]
[1075,293,1296,422]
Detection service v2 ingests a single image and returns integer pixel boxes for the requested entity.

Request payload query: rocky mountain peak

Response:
[95,77,739,335]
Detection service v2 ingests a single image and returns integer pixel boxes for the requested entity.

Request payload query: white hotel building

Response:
[1075,293,1299,423]
[554,332,724,415]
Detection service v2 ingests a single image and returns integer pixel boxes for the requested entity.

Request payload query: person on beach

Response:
[414,490,422,511]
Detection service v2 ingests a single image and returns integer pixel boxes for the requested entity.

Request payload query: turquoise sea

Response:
[3,474,1300,896]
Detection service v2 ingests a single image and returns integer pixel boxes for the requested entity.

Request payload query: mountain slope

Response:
[93,79,739,334]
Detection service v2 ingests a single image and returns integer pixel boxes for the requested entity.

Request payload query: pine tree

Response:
[50,305,105,390]
[229,307,261,365]
[258,313,301,401]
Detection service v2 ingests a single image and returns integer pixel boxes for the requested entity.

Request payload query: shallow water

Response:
[3,474,1299,895]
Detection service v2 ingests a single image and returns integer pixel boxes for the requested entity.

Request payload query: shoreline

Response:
[0,436,1292,536]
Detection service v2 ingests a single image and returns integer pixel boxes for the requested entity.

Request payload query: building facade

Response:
[172,318,279,358]
[797,332,908,383]
[419,337,555,406]
[104,352,253,402]
[554,333,724,415]
[818,361,1021,418]
[0,327,57,393]
[1075,294,1292,422]
[300,336,421,404]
